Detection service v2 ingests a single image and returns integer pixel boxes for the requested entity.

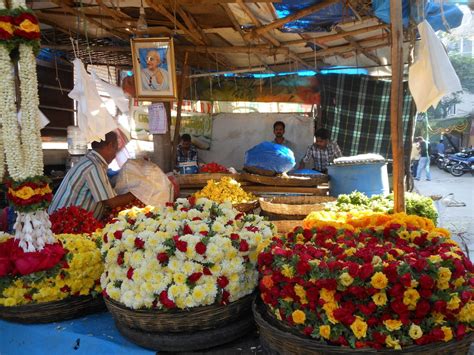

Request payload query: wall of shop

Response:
[198,113,314,169]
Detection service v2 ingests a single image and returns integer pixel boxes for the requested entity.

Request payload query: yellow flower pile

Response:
[0,234,103,307]
[195,177,256,204]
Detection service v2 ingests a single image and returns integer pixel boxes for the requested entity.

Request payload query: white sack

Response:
[115,159,172,207]
[409,20,462,113]
[69,58,117,143]
[92,71,129,113]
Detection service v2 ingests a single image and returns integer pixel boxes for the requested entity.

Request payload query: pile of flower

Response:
[258,212,473,350]
[100,197,275,310]
[325,191,438,224]
[0,233,103,306]
[50,206,104,235]
[200,162,229,173]
[195,177,256,204]
[102,198,145,225]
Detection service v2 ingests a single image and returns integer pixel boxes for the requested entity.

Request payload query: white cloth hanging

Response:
[92,71,130,114]
[68,58,117,143]
[408,20,462,113]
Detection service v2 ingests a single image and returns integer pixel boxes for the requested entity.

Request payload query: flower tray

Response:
[104,292,254,333]
[253,299,474,355]
[233,200,259,213]
[259,195,336,220]
[176,173,244,188]
[0,295,105,324]
[242,172,329,187]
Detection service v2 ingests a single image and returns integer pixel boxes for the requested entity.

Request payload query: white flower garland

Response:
[14,210,54,252]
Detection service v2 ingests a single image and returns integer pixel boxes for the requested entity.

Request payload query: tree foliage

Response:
[449,54,474,93]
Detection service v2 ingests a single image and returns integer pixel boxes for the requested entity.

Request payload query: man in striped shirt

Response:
[49,131,136,219]
[299,128,342,174]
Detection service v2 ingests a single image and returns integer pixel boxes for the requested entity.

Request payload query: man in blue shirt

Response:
[437,140,445,155]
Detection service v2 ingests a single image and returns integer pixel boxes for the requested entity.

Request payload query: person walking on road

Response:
[415,137,431,181]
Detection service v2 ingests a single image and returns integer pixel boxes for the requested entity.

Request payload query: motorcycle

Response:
[450,156,474,177]
[442,149,474,172]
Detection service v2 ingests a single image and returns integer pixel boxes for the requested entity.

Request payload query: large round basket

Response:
[259,196,336,220]
[270,220,303,235]
[242,172,328,187]
[243,166,277,177]
[0,295,105,324]
[253,300,474,355]
[233,200,259,213]
[106,293,255,351]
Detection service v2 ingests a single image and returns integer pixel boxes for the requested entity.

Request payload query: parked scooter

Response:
[442,149,474,172]
[450,156,474,176]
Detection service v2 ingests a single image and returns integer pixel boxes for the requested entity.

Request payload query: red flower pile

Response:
[200,162,229,173]
[0,238,66,277]
[50,206,104,235]
[102,198,145,225]
[258,218,474,350]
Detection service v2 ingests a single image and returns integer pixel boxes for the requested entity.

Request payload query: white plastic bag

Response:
[115,159,172,207]
[408,20,462,113]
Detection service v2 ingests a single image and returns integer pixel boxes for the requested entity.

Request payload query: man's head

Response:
[273,121,285,139]
[146,50,161,71]
[91,131,119,164]
[415,136,424,143]
[314,128,330,149]
[181,133,192,150]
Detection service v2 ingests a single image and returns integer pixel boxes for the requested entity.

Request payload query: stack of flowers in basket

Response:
[258,211,473,350]
[100,197,275,310]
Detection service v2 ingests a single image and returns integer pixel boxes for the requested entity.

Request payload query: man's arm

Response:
[333,142,343,159]
[298,146,312,169]
[102,192,137,209]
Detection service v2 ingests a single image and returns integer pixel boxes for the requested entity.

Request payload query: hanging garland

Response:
[0,0,53,252]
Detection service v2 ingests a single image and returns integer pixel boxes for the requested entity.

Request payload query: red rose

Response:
[400,273,412,287]
[192,217,202,221]
[303,326,314,336]
[175,240,188,252]
[373,332,386,345]
[203,267,212,275]
[230,233,240,240]
[157,252,169,264]
[159,290,176,309]
[433,300,447,313]
[188,196,196,206]
[388,283,405,299]
[419,288,433,299]
[333,307,355,325]
[391,300,408,316]
[183,225,193,235]
[188,272,202,283]
[302,229,313,241]
[127,267,134,280]
[346,262,359,278]
[117,252,124,266]
[358,263,374,280]
[217,276,229,288]
[134,238,145,249]
[103,235,108,243]
[114,231,123,240]
[195,242,207,255]
[239,239,249,252]
[221,290,230,305]
[60,285,71,293]
[419,274,435,289]
[431,328,445,341]
[456,324,466,340]
[199,231,208,236]
[460,291,471,304]
[235,212,244,220]
[415,300,431,318]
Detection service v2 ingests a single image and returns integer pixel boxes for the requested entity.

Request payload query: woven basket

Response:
[260,196,336,219]
[0,295,105,324]
[105,292,254,333]
[176,173,242,187]
[242,173,328,187]
[271,220,303,235]
[115,314,255,352]
[254,300,474,355]
[233,200,259,213]
[243,166,277,177]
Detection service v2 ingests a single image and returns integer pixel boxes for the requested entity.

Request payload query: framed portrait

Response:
[131,37,177,101]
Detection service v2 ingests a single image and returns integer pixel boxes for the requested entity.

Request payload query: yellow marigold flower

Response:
[294,285,308,305]
[320,288,336,303]
[372,292,388,306]
[281,264,294,278]
[447,295,461,311]
[437,279,450,290]
[384,319,403,332]
[344,247,356,256]
[319,325,331,340]
[437,267,452,282]
[441,326,453,342]
[429,255,442,263]
[409,324,423,340]
[433,312,446,325]
[453,277,465,288]
[322,302,338,324]
[371,272,388,289]
[458,302,474,323]
[292,310,306,324]
[350,317,368,339]
[403,289,420,310]
[385,335,401,350]
[371,255,383,265]
[339,272,354,287]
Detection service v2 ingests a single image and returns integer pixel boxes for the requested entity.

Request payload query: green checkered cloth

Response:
[319,74,414,159]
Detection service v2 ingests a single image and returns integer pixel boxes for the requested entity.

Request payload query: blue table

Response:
[0,312,154,355]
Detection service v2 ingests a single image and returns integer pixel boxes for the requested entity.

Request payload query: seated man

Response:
[272,121,296,152]
[299,128,342,174]
[176,133,198,167]
[49,131,136,219]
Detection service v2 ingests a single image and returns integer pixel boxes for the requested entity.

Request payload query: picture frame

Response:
[131,37,177,101]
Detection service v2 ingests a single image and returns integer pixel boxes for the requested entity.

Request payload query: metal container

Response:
[328,161,389,197]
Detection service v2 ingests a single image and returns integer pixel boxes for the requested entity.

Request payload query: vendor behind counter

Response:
[176,133,199,174]
[299,128,342,174]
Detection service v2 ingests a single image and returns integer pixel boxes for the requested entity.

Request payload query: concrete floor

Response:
[413,166,474,260]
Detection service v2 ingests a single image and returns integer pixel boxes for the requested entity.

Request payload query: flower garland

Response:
[0,233,103,306]
[100,198,275,310]
[258,213,473,350]
[0,0,51,252]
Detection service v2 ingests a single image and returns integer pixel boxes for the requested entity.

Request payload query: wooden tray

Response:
[241,173,328,187]
[260,196,335,219]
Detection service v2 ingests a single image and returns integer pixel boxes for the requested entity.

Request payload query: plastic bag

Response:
[115,159,172,207]
[244,142,295,174]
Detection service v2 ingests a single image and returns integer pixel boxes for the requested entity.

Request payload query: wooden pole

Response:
[171,52,189,171]
[389,0,405,212]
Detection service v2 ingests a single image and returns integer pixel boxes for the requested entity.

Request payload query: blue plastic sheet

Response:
[0,312,154,355]
[290,169,323,175]
[244,142,295,173]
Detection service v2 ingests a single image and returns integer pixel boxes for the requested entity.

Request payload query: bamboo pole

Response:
[172,52,190,171]
[389,0,405,212]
